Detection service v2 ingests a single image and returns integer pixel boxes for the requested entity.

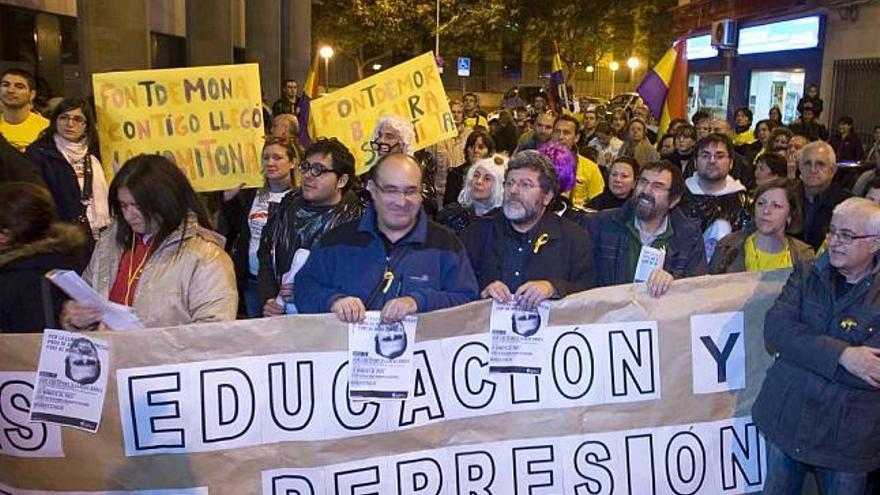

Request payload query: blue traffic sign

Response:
[457,57,471,77]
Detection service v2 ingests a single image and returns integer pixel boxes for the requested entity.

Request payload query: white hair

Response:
[799,140,837,168]
[370,115,416,154]
[833,197,880,236]
[458,154,508,213]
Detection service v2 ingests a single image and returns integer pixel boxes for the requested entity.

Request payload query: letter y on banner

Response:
[690,312,746,394]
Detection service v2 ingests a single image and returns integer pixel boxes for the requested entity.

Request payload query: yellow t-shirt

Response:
[733,128,756,146]
[463,115,488,130]
[0,112,49,151]
[744,233,793,272]
[569,154,605,207]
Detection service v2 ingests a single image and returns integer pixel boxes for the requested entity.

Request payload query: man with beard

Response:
[461,151,594,308]
[680,133,751,261]
[578,109,600,153]
[294,153,478,323]
[0,69,49,152]
[515,111,556,152]
[585,160,707,296]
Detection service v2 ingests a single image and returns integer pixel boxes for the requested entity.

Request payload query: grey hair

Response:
[833,197,880,236]
[370,115,416,154]
[799,140,837,168]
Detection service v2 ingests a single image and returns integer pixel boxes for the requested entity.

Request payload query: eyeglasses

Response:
[58,114,86,125]
[298,160,339,178]
[636,177,671,192]
[373,182,420,199]
[826,227,877,245]
[698,152,729,162]
[503,179,538,191]
[370,140,402,153]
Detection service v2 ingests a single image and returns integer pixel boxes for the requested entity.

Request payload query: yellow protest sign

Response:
[93,64,265,192]
[311,52,457,174]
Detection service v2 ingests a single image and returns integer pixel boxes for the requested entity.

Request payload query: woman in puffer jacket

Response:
[61,155,237,330]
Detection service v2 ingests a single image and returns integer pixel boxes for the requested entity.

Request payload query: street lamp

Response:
[627,56,640,85]
[372,63,382,71]
[319,46,334,92]
[609,61,619,99]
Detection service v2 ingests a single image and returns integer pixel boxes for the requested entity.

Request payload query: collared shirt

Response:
[501,220,541,291]
[625,213,674,279]
[634,214,670,247]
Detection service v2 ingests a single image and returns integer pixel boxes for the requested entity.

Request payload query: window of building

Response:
[688,73,730,121]
[748,70,805,125]
[59,15,78,64]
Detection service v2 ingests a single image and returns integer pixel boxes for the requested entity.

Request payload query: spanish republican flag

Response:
[636,40,688,136]
[298,51,322,145]
[548,42,570,113]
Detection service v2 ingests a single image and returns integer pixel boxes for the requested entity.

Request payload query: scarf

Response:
[54,134,112,235]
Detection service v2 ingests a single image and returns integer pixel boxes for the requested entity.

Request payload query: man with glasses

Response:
[461,151,594,309]
[754,197,880,494]
[797,140,851,250]
[295,153,478,323]
[0,69,48,151]
[585,160,707,297]
[680,133,751,261]
[258,138,365,316]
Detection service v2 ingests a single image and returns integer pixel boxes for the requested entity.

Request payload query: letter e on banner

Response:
[690,312,745,394]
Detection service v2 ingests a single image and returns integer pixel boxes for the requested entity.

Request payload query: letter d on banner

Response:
[200,367,256,445]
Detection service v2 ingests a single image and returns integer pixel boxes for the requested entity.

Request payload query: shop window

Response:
[688,73,730,121]
[748,70,805,125]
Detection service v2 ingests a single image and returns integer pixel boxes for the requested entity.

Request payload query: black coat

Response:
[0,224,86,333]
[26,133,99,224]
[0,133,44,185]
[799,181,851,251]
[752,254,880,471]
[460,211,595,297]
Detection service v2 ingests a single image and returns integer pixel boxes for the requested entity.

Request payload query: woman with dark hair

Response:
[221,136,295,317]
[26,98,110,244]
[587,157,639,211]
[829,116,864,162]
[768,106,783,128]
[443,129,495,206]
[710,178,813,274]
[61,155,237,330]
[0,182,86,332]
[754,153,789,188]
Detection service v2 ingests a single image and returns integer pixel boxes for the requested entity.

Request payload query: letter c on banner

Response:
[332,362,379,430]
[451,342,496,409]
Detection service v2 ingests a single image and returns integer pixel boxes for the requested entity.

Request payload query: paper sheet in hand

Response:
[46,270,143,330]
[29,329,110,432]
[634,245,666,283]
[275,248,311,314]
[348,312,417,400]
[489,300,550,374]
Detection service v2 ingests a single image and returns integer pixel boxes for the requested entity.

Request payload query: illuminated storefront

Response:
[685,15,825,126]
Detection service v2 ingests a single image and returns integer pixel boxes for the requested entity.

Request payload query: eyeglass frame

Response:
[371,181,421,200]
[57,114,87,125]
[826,227,878,245]
[298,160,340,178]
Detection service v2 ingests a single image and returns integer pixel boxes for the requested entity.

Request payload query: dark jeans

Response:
[763,440,868,495]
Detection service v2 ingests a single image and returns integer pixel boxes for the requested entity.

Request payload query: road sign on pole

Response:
[457,57,471,77]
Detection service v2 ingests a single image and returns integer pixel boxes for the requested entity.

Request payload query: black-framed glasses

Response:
[370,140,402,153]
[298,160,339,178]
[826,228,877,246]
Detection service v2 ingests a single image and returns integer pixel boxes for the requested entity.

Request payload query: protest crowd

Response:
[3,64,880,493]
